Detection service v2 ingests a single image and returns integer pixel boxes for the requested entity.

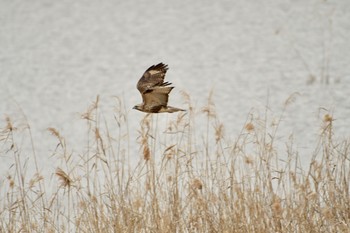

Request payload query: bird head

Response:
[132,104,143,112]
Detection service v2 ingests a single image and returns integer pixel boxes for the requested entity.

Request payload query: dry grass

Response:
[0,94,349,232]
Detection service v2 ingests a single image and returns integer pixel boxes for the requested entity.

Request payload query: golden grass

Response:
[0,94,349,232]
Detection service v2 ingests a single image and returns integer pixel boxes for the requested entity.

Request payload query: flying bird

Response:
[133,63,185,113]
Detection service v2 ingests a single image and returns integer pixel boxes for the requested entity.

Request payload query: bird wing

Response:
[137,63,171,94]
[142,86,173,112]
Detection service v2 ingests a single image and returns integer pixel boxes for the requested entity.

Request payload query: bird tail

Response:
[164,106,185,113]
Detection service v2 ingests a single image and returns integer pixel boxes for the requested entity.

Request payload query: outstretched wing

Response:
[137,63,171,94]
[142,86,174,112]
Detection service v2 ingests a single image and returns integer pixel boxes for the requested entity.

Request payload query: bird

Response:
[133,63,185,113]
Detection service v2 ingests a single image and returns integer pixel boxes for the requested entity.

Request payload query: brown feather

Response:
[137,63,170,94]
[143,87,173,107]
[134,63,184,113]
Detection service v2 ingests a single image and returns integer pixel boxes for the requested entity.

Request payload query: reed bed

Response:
[0,94,349,232]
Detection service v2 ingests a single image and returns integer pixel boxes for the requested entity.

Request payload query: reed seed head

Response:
[192,179,203,190]
[245,122,254,132]
[143,146,150,161]
[55,167,72,188]
[5,116,14,132]
[324,114,333,122]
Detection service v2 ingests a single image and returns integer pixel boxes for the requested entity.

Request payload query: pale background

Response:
[1,0,349,181]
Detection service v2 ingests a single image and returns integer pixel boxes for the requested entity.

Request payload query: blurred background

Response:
[1,0,349,178]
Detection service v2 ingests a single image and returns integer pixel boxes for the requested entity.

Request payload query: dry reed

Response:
[0,93,349,232]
